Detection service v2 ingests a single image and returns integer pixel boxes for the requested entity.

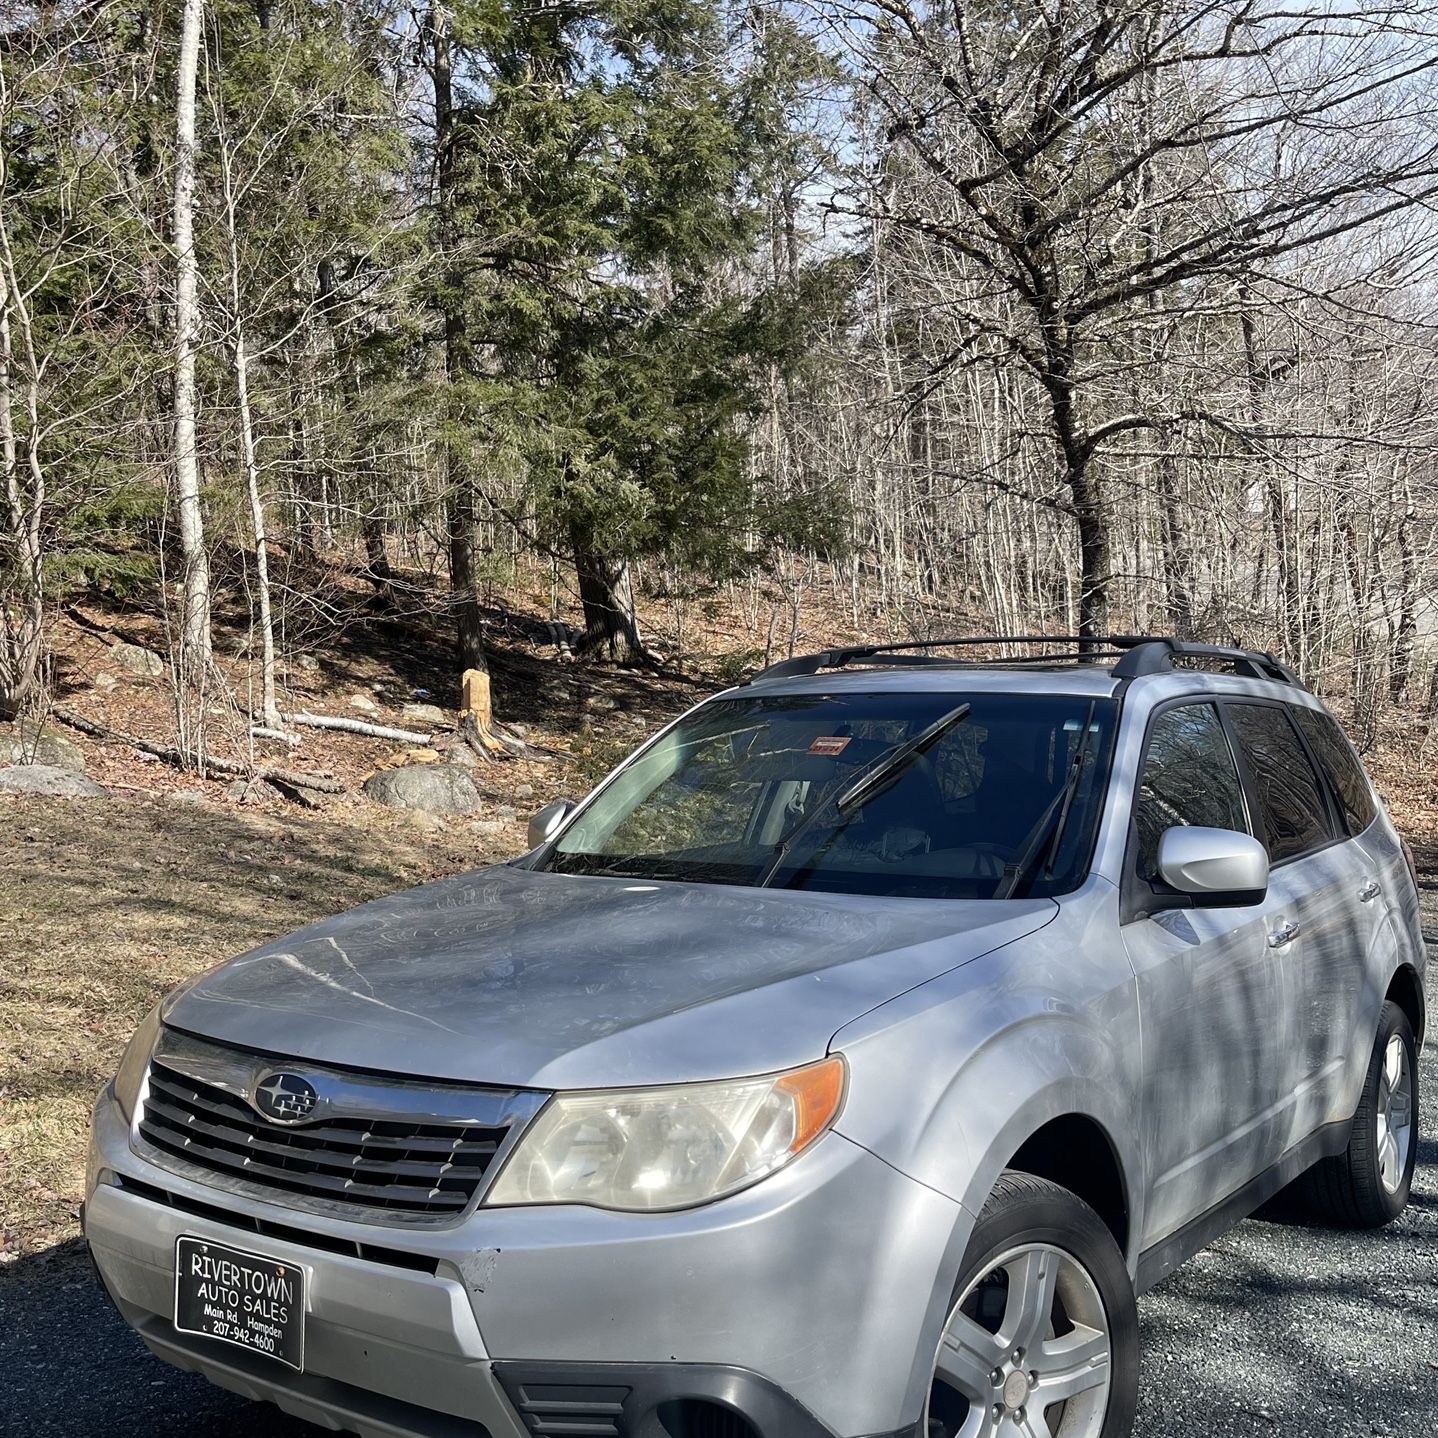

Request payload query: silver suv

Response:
[86,636,1425,1438]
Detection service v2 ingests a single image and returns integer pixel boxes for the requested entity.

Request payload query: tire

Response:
[924,1172,1139,1438]
[1300,1000,1419,1228]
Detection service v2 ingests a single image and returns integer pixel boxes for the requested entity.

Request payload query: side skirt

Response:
[1134,1118,1352,1295]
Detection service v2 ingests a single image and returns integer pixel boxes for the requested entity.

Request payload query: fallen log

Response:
[50,704,345,794]
[250,725,301,746]
[282,711,434,744]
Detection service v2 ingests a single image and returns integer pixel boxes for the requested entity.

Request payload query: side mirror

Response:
[1156,826,1269,907]
[527,798,577,851]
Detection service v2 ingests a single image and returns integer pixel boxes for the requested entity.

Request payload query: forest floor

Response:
[3,568,1438,1273]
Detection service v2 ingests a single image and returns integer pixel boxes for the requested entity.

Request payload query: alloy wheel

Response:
[1377,1033,1414,1195]
[927,1242,1111,1438]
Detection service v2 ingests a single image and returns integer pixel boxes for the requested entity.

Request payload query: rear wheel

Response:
[926,1172,1138,1438]
[1301,1000,1418,1227]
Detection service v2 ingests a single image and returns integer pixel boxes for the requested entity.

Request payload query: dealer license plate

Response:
[174,1236,305,1371]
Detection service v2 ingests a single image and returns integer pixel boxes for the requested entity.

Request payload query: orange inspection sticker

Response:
[809,737,852,756]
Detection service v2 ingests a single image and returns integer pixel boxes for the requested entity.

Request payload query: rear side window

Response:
[1133,703,1249,880]
[1225,703,1335,863]
[1290,706,1378,835]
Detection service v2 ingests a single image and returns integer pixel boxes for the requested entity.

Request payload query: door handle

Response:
[1358,880,1382,903]
[1268,920,1301,948]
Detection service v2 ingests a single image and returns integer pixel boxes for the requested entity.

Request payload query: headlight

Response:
[113,1004,162,1123]
[485,1056,846,1212]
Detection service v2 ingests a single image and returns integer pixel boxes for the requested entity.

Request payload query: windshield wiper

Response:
[757,701,972,887]
[993,701,1097,899]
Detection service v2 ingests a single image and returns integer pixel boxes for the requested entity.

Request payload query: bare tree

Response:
[172,0,212,677]
[829,0,1438,638]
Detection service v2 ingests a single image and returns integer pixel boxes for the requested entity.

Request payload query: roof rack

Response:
[745,635,1304,688]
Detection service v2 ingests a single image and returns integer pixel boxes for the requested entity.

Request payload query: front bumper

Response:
[86,1085,963,1438]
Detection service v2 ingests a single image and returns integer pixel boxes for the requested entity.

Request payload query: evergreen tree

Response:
[432,0,845,660]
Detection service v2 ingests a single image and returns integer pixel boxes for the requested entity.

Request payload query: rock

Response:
[586,694,620,713]
[3,721,86,774]
[496,805,517,819]
[94,673,118,692]
[0,764,106,798]
[510,722,529,736]
[515,783,534,799]
[296,654,321,672]
[403,809,442,832]
[110,641,165,677]
[227,778,280,804]
[349,693,380,714]
[445,744,479,768]
[169,789,209,805]
[363,763,482,815]
[402,703,447,727]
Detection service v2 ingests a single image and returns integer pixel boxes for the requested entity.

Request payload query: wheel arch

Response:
[1006,1112,1132,1257]
[1386,963,1426,1045]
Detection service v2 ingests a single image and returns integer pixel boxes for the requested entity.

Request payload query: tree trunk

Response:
[172,0,211,673]
[1391,481,1418,705]
[363,508,397,608]
[1071,482,1110,642]
[215,94,281,733]
[1037,313,1110,643]
[428,2,489,681]
[449,482,487,669]
[234,330,280,729]
[573,541,643,662]
[0,206,47,717]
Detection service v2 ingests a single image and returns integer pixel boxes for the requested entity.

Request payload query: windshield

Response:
[541,691,1117,899]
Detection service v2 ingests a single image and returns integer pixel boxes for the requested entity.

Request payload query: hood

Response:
[163,864,1056,1090]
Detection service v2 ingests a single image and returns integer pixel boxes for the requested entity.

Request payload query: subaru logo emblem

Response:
[253,1072,319,1124]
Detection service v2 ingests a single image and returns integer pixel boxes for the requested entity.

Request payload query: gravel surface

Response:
[3,887,1435,1438]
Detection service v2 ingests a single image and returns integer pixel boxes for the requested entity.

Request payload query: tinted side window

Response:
[1133,704,1249,879]
[1291,706,1378,835]
[1226,703,1335,863]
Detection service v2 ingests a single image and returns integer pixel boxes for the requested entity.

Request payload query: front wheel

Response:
[925,1172,1138,1438]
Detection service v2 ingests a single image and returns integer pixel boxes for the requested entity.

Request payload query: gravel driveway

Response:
[3,888,1435,1437]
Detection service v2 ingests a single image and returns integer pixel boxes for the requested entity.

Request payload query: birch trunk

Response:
[172,0,211,673]
[0,201,47,716]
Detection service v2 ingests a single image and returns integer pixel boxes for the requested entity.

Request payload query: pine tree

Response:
[431,0,845,661]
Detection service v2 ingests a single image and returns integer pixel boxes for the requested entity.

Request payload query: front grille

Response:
[114,1174,440,1274]
[139,1061,510,1218]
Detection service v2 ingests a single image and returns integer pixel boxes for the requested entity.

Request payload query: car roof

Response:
[742,666,1124,700]
[738,663,1321,710]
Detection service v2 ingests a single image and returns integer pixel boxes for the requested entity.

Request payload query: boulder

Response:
[402,702,448,727]
[363,763,482,815]
[227,778,281,805]
[110,641,165,677]
[3,721,86,774]
[0,764,106,798]
[349,693,380,714]
[296,654,321,672]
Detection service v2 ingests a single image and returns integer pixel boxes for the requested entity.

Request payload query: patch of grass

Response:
[0,796,510,1274]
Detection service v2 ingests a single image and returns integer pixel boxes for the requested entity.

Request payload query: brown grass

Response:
[0,796,524,1273]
